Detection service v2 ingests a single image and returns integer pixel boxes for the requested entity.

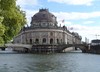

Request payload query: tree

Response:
[0,0,26,44]
[0,16,5,44]
[0,1,5,45]
[0,17,5,36]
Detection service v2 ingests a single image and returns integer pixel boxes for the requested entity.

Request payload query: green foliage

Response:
[0,23,5,36]
[0,36,4,44]
[0,16,5,45]
[0,0,26,43]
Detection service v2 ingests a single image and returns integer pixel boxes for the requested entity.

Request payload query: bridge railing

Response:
[5,43,32,49]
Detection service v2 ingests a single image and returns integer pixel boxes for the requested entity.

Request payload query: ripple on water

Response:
[0,52,100,72]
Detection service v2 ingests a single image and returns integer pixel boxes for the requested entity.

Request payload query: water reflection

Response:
[0,51,100,72]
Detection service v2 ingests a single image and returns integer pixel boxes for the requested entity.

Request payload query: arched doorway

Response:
[43,38,46,43]
[50,38,53,44]
[57,39,59,44]
[30,39,32,44]
[35,39,39,44]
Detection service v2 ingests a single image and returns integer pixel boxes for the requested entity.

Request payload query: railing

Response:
[5,43,32,49]
[58,43,88,51]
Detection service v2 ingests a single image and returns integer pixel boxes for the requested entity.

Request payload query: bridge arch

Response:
[58,44,89,53]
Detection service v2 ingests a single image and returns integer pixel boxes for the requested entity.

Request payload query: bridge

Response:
[0,43,89,53]
[5,43,32,49]
[31,43,89,53]
[57,43,89,53]
[0,44,32,52]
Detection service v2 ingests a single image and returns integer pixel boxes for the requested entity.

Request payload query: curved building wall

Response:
[14,29,66,45]
[13,29,81,45]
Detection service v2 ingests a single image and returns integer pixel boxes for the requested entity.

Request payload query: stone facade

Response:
[14,29,81,45]
[13,9,82,53]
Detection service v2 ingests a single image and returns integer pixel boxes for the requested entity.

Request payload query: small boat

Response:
[90,39,100,54]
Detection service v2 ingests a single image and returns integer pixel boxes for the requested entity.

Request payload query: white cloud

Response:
[16,9,100,26]
[48,0,94,6]
[58,20,72,26]
[83,21,94,24]
[16,0,38,9]
[16,0,39,25]
[68,25,100,42]
[17,0,38,6]
[53,11,100,20]
[25,10,38,26]
[82,27,100,42]
[68,24,88,31]
[64,21,72,25]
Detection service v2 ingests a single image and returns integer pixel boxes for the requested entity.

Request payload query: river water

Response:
[0,50,100,72]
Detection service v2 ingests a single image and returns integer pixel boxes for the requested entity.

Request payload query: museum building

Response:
[13,9,82,53]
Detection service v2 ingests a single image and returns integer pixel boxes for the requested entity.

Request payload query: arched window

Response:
[43,38,46,43]
[50,38,53,44]
[35,39,39,44]
[57,39,59,44]
[30,39,32,44]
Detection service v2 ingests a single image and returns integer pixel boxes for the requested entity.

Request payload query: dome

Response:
[31,9,57,28]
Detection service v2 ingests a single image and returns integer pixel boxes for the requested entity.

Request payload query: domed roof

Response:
[31,9,57,23]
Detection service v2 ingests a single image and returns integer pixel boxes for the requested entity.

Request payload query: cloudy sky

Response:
[17,0,100,42]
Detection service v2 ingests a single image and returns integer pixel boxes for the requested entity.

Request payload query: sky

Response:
[16,0,100,42]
